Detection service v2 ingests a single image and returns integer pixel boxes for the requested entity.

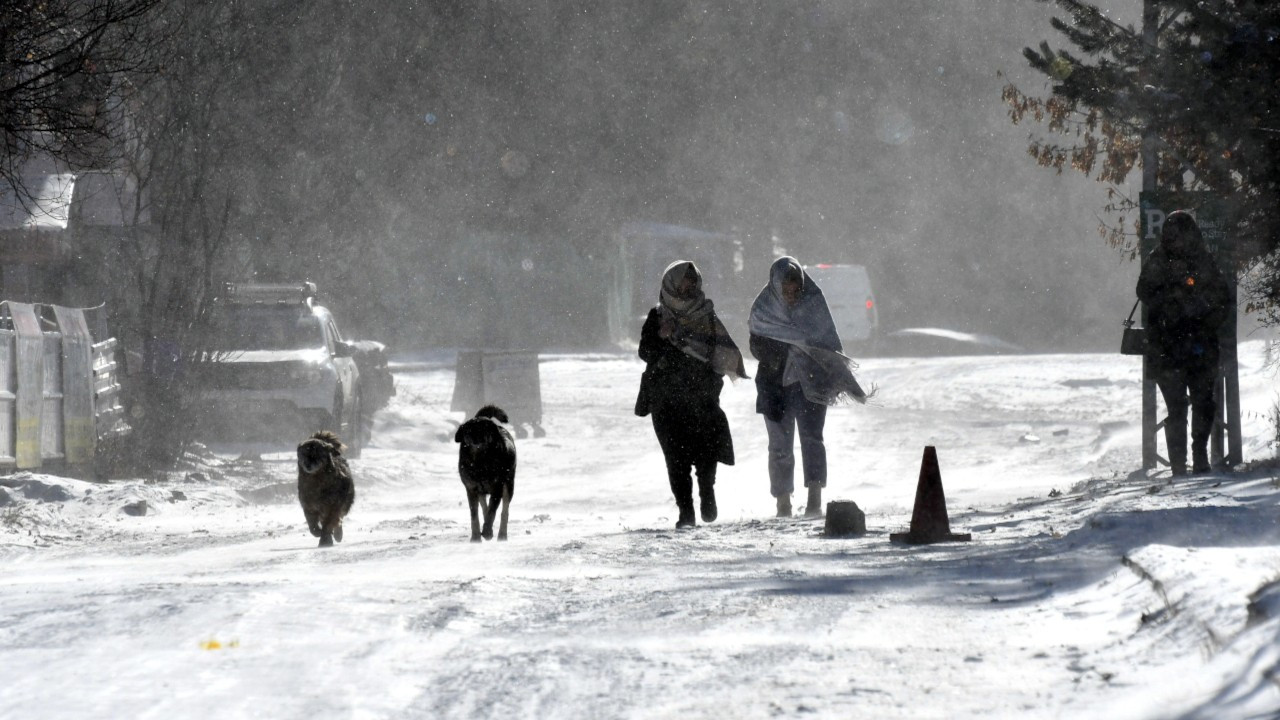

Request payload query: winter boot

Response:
[676,501,697,529]
[1192,447,1211,474]
[696,465,718,523]
[1163,423,1188,479]
[699,486,718,523]
[776,494,792,518]
[804,485,823,518]
[669,469,696,529]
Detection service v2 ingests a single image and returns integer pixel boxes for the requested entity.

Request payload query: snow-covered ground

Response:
[3,343,1280,719]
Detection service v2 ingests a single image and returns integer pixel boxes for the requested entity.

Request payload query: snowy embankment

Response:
[2,343,1280,719]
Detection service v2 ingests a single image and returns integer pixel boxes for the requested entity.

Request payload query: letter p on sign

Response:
[1145,209,1166,240]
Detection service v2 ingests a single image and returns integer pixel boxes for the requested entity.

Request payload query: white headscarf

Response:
[749,256,868,405]
[658,260,748,380]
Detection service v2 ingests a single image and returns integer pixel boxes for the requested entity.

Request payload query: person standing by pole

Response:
[748,256,868,518]
[1136,211,1230,476]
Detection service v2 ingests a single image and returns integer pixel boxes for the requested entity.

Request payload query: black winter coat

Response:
[636,308,734,465]
[1136,245,1230,371]
[749,333,790,422]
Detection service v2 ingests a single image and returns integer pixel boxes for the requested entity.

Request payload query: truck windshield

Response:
[208,306,326,351]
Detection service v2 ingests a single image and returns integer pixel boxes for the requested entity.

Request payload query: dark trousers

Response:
[1155,362,1218,470]
[652,412,716,508]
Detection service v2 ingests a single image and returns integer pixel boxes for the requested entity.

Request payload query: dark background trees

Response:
[198,0,1131,351]
[7,0,1148,358]
[1,0,160,197]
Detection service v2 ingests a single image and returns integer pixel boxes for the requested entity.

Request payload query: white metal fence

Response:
[0,302,129,469]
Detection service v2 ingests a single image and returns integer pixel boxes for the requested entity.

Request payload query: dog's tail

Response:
[309,430,346,453]
[475,405,509,424]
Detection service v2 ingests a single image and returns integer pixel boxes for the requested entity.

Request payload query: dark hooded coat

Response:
[636,311,735,467]
[1136,221,1230,371]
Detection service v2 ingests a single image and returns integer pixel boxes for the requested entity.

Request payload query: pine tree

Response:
[1005,0,1280,321]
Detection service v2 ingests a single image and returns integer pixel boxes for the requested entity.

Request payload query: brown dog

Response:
[454,405,517,542]
[296,431,355,547]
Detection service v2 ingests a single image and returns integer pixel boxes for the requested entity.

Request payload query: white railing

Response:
[0,303,130,469]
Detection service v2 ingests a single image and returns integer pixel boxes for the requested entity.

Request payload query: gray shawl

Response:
[748,256,867,405]
[658,260,748,380]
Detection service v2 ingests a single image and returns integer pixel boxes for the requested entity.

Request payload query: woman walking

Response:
[636,260,748,528]
[749,256,867,518]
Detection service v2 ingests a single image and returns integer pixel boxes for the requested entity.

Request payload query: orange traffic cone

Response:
[890,446,972,544]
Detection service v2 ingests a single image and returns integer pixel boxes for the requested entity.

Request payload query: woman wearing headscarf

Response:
[749,256,867,518]
[1136,210,1230,475]
[636,260,748,529]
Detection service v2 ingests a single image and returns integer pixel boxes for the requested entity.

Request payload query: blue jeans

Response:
[764,383,827,497]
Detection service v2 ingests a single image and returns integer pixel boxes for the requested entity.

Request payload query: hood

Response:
[207,348,329,364]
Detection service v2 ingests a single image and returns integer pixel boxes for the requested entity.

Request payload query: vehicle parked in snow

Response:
[195,282,389,452]
[881,327,1024,356]
[803,263,879,352]
[606,222,748,344]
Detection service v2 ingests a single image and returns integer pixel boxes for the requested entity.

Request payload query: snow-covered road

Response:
[3,344,1280,719]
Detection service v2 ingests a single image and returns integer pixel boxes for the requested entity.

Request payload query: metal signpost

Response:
[450,349,544,438]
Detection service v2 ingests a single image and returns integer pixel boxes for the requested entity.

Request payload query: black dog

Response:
[454,405,517,542]
[296,431,355,547]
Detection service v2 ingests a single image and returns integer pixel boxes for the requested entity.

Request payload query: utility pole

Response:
[1140,0,1159,470]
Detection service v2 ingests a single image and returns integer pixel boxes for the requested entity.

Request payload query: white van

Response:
[804,263,879,351]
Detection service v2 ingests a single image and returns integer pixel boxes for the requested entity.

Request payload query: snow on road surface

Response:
[3,343,1280,719]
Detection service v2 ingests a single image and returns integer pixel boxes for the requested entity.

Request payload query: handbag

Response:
[634,365,654,417]
[1120,299,1146,355]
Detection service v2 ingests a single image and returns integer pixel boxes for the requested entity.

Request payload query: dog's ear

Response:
[454,423,465,443]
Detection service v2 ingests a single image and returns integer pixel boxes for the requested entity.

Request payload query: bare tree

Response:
[113,1,264,466]
[0,0,162,204]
